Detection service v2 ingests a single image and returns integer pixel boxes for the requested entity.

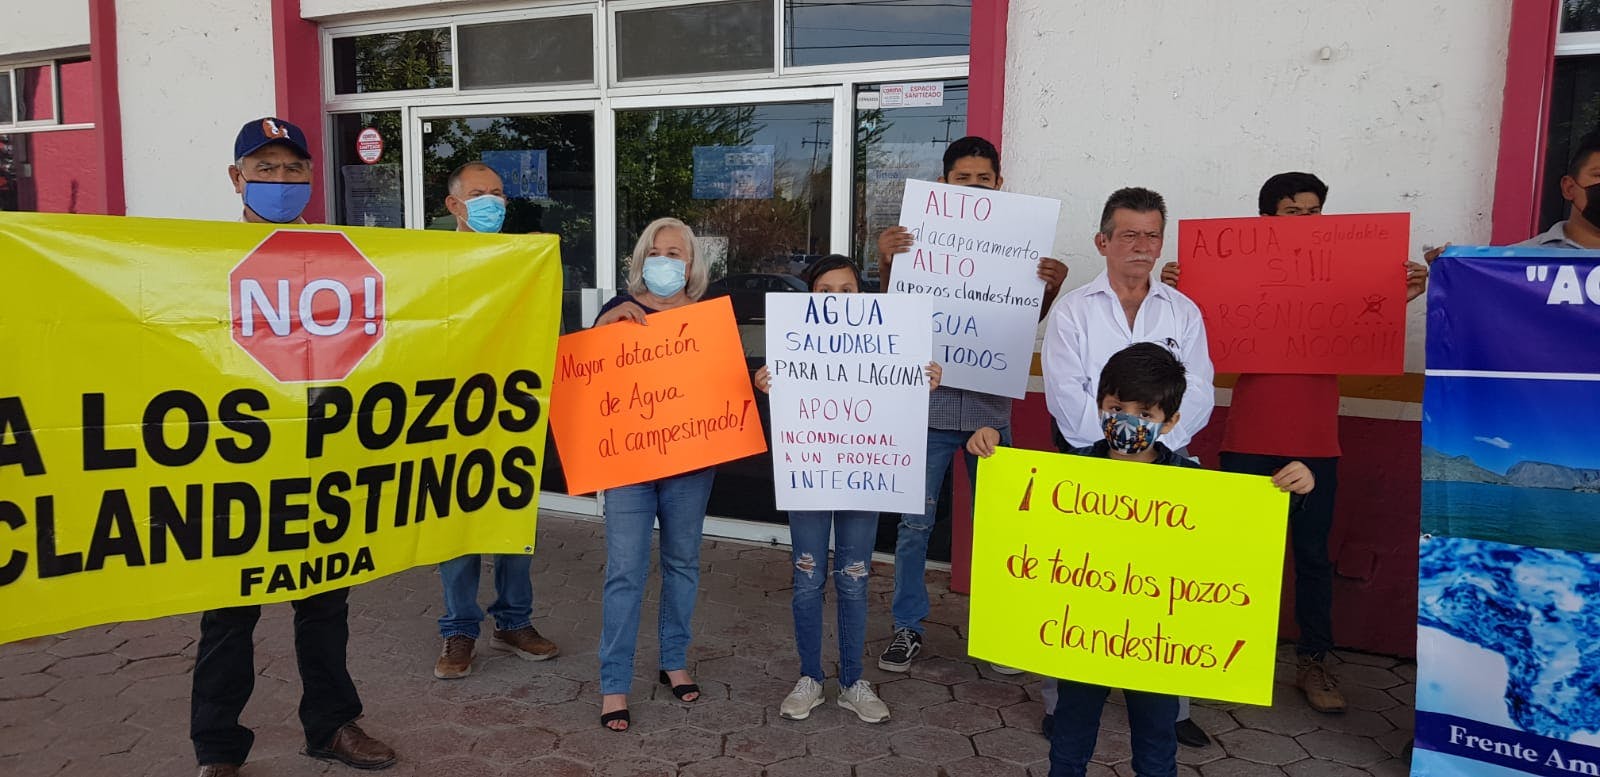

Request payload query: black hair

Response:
[1568,130,1600,178]
[1096,343,1187,419]
[1257,172,1329,215]
[942,136,1001,178]
[803,254,864,290]
[1098,187,1167,236]
[447,161,496,195]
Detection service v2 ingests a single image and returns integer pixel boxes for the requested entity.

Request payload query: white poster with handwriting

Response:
[890,180,1060,398]
[765,293,932,514]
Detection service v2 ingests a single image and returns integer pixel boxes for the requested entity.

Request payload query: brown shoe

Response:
[305,722,397,770]
[1296,654,1348,713]
[491,625,559,661]
[433,635,475,679]
[197,765,240,777]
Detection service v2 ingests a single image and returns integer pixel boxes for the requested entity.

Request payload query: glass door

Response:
[608,87,845,532]
[411,101,604,515]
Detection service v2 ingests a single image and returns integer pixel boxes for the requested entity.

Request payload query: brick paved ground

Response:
[0,513,1417,776]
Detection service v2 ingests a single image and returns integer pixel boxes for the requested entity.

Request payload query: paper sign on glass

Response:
[969,447,1289,705]
[889,179,1060,398]
[765,293,932,514]
[1177,213,1410,375]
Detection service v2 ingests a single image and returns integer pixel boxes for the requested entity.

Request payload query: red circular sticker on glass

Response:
[356,128,384,164]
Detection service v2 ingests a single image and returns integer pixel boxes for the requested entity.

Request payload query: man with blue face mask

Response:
[431,159,561,681]
[194,117,397,777]
[229,117,315,223]
[444,161,508,234]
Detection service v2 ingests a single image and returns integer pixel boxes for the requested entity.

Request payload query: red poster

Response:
[1176,213,1410,375]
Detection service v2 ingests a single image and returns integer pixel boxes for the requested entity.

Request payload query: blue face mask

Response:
[243,181,312,224]
[464,195,506,233]
[1100,411,1164,455]
[642,255,688,297]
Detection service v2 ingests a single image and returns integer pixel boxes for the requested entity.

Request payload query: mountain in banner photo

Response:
[1421,376,1600,554]
[1415,537,1600,761]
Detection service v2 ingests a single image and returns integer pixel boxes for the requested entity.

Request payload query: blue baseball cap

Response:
[234,116,312,160]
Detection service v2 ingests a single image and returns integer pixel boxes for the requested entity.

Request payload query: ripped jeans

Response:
[789,510,878,688]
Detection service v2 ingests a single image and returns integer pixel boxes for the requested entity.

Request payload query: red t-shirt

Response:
[1220,374,1342,458]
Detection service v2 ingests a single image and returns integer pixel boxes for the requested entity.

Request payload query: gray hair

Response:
[1098,187,1167,236]
[448,161,497,197]
[627,217,707,300]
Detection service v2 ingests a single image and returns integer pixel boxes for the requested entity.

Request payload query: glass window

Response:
[614,100,831,523]
[615,1,774,81]
[331,28,452,94]
[0,71,12,124]
[852,79,969,286]
[1563,1,1600,33]
[0,130,103,213]
[785,0,970,67]
[459,16,594,89]
[330,112,406,229]
[57,58,94,125]
[1541,56,1600,230]
[17,65,53,122]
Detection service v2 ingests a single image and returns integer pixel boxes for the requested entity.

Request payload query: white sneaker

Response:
[990,663,1025,676]
[838,680,891,723]
[780,676,825,720]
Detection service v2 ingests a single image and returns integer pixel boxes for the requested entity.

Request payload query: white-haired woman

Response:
[594,217,715,732]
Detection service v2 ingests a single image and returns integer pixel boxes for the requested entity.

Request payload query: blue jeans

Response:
[893,425,1011,633]
[437,554,534,639]
[1049,679,1178,777]
[789,510,877,688]
[598,467,715,696]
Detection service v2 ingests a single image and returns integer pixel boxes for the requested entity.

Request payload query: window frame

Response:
[0,55,95,133]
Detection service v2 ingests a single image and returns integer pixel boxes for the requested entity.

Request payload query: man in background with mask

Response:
[444,161,510,235]
[1523,129,1600,248]
[431,160,561,681]
[193,117,397,777]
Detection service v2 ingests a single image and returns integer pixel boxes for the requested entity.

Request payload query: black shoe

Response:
[1041,714,1054,738]
[1176,717,1211,748]
[877,628,922,672]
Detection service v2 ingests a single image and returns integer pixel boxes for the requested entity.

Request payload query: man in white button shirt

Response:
[1038,186,1216,747]
[1043,187,1214,453]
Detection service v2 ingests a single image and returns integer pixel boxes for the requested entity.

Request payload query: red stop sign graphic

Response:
[230,230,385,383]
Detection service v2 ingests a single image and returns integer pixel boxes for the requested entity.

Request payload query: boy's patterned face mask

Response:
[1099,411,1164,455]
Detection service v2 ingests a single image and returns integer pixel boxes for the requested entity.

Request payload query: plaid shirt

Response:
[928,385,1013,432]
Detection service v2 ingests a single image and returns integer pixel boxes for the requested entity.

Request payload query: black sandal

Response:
[600,708,630,731]
[659,670,700,702]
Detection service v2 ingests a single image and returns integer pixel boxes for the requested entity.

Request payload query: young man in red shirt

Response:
[1160,172,1428,713]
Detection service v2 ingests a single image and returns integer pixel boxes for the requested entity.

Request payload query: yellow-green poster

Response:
[970,447,1289,704]
[0,213,562,645]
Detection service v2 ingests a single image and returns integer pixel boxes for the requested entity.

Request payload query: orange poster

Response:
[549,295,767,494]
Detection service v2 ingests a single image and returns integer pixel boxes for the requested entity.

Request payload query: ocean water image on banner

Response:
[1414,248,1600,777]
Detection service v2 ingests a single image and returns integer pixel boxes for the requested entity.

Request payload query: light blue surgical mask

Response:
[642,255,687,297]
[1100,411,1164,455]
[243,181,311,223]
[464,195,506,233]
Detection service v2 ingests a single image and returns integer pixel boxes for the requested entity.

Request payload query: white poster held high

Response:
[765,293,932,514]
[889,180,1060,398]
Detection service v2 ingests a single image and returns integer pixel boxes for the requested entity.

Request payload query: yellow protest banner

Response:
[970,447,1289,705]
[0,213,561,645]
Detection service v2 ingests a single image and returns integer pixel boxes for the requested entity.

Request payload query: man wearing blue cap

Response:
[192,117,397,777]
[432,159,561,680]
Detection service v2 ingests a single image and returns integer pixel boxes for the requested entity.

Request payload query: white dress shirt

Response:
[1041,270,1215,450]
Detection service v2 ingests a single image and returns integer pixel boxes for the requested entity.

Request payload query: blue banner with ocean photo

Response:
[1415,247,1600,777]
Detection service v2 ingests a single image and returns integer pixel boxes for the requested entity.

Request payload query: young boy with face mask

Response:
[969,343,1313,777]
